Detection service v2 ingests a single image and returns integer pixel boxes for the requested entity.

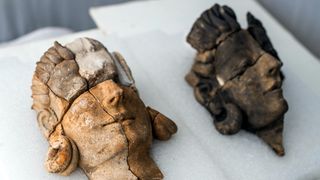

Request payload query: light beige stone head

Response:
[31,38,177,179]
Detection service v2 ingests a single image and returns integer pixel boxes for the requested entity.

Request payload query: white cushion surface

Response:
[0,0,320,179]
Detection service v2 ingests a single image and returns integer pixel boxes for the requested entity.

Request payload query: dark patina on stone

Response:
[185,4,288,156]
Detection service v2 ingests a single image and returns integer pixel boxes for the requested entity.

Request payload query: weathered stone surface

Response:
[46,124,79,176]
[186,4,288,156]
[48,90,69,121]
[31,38,177,179]
[215,30,264,82]
[35,56,55,83]
[46,47,63,64]
[31,75,58,139]
[54,41,75,60]
[47,60,87,102]
[89,80,164,179]
[192,62,213,77]
[62,92,136,180]
[222,53,287,129]
[187,4,240,53]
[195,50,214,63]
[147,107,178,141]
[185,71,200,87]
[112,52,135,86]
[66,38,117,88]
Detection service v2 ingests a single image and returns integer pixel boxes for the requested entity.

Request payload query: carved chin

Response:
[247,98,288,129]
[266,91,288,115]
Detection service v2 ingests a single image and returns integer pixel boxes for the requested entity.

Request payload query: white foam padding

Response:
[0,0,320,179]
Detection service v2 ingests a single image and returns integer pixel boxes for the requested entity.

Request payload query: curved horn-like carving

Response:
[247,13,279,60]
[45,125,79,175]
[32,75,58,139]
[187,4,240,52]
[112,51,135,86]
[31,42,74,139]
[213,103,242,135]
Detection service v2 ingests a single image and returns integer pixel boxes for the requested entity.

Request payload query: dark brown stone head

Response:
[185,4,288,156]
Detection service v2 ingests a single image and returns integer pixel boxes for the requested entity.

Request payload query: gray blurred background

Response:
[0,0,319,58]
[258,0,320,58]
[0,0,131,43]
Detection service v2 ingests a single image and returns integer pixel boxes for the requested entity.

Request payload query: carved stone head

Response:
[185,4,288,156]
[31,38,177,179]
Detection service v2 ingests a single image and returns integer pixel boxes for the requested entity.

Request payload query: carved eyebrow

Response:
[233,59,251,77]
[225,52,268,83]
[218,57,255,85]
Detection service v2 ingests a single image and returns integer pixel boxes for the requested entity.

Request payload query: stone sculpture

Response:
[31,38,177,179]
[185,4,288,156]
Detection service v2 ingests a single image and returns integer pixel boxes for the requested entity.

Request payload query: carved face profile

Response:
[185,4,288,156]
[31,38,177,179]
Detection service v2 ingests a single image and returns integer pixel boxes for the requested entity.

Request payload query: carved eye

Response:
[109,97,116,104]
[268,67,277,76]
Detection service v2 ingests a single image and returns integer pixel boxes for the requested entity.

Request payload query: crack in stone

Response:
[88,90,138,179]
[218,52,266,86]
[45,58,91,139]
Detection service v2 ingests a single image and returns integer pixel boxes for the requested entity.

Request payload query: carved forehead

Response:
[89,79,124,100]
[215,30,264,82]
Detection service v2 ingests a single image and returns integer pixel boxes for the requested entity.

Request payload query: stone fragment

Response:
[45,47,63,64]
[192,62,213,77]
[66,38,117,88]
[54,41,75,60]
[35,56,55,83]
[186,4,288,156]
[47,60,87,102]
[31,38,177,179]
[62,92,136,179]
[48,89,69,121]
[185,71,200,87]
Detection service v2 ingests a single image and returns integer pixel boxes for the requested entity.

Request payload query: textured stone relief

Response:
[186,4,288,156]
[32,38,177,179]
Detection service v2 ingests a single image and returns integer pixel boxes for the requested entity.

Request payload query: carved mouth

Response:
[265,88,283,99]
[100,119,134,127]
[99,116,117,127]
[120,118,135,126]
[264,81,281,95]
[114,113,135,123]
[100,116,135,127]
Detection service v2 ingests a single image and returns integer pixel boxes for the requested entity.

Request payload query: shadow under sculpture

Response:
[31,38,177,179]
[185,4,288,156]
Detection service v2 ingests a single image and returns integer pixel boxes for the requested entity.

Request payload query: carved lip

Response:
[264,81,282,95]
[120,118,135,126]
[100,115,134,127]
[113,113,135,123]
[265,88,283,98]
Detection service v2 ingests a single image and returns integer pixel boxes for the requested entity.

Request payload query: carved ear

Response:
[247,12,280,60]
[210,100,242,135]
[187,4,240,52]
[45,125,79,176]
[147,107,177,141]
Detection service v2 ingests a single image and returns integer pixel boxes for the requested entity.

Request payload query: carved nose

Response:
[106,88,123,107]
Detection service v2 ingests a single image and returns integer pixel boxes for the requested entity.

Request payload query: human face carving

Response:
[185,4,288,156]
[221,53,288,129]
[61,80,152,179]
